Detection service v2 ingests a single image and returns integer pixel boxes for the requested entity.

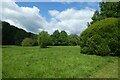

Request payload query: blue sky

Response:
[2,1,100,34]
[16,2,100,22]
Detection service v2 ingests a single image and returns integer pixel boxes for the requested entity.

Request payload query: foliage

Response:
[2,21,80,46]
[51,30,60,46]
[91,10,101,23]
[80,18,120,56]
[28,32,38,46]
[21,38,35,46]
[59,31,69,46]
[91,2,120,24]
[38,31,52,48]
[2,21,38,45]
[2,22,19,45]
[68,34,79,46]
[3,46,118,78]
[14,29,28,45]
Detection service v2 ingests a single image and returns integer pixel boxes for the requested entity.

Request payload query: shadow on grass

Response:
[40,46,51,49]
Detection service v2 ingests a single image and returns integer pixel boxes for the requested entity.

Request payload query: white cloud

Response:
[49,10,59,17]
[49,8,95,34]
[1,1,48,33]
[1,1,95,35]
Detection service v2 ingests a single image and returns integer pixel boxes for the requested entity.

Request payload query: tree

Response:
[14,29,28,45]
[38,31,52,48]
[91,10,100,22]
[91,2,120,24]
[28,32,38,46]
[99,2,120,18]
[2,21,37,46]
[51,30,60,46]
[21,38,35,46]
[80,18,120,56]
[2,21,18,45]
[59,31,69,46]
[68,34,79,46]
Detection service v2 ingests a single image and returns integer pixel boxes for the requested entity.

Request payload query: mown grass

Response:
[2,46,118,78]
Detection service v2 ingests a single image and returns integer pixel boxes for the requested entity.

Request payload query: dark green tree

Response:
[14,29,28,45]
[51,30,60,46]
[91,10,100,22]
[2,21,18,45]
[99,2,120,18]
[2,21,37,46]
[91,2,120,24]
[59,31,69,46]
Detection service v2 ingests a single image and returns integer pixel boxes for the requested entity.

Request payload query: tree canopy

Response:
[80,18,120,56]
[38,31,52,48]
[2,21,37,45]
[91,2,120,24]
[51,30,60,46]
[59,31,69,46]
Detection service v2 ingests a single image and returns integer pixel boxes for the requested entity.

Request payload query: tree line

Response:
[1,21,80,47]
[1,21,37,46]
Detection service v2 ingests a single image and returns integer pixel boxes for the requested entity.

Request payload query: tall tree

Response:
[92,10,100,22]
[91,2,120,24]
[59,31,69,46]
[51,30,60,46]
[99,2,120,18]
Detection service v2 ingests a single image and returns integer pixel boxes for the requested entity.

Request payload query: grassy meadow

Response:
[2,46,118,78]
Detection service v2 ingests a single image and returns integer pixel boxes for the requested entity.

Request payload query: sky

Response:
[1,0,100,35]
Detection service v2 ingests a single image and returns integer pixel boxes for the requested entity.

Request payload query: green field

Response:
[2,46,118,78]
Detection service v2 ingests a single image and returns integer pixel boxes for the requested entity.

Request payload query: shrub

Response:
[96,44,111,56]
[80,18,120,56]
[21,38,35,46]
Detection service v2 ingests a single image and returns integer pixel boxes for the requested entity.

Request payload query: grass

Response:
[2,46,118,78]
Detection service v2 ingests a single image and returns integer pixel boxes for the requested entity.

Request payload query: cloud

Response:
[1,1,48,33]
[1,1,95,35]
[49,10,59,17]
[49,8,95,34]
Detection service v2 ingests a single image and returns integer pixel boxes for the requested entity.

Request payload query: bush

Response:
[80,18,120,56]
[21,38,35,46]
[96,44,111,56]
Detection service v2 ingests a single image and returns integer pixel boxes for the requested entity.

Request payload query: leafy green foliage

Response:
[91,10,100,23]
[51,30,60,46]
[21,38,35,46]
[99,2,120,18]
[80,18,120,56]
[91,2,120,24]
[2,21,37,45]
[38,31,52,48]
[14,29,28,45]
[59,31,69,46]
[68,34,79,46]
